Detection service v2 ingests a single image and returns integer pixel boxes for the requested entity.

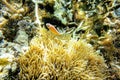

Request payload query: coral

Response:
[0,0,119,79]
[0,0,29,28]
[0,54,17,80]
[0,58,10,66]
[18,28,109,80]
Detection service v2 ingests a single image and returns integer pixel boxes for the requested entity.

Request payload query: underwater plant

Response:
[18,28,109,80]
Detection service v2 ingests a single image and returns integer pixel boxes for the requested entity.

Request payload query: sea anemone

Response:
[18,28,109,80]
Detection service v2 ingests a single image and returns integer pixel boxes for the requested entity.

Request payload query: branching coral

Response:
[18,28,109,80]
[0,0,29,28]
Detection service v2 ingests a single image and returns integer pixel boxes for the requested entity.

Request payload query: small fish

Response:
[46,23,60,35]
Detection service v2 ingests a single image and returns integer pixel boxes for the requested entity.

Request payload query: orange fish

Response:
[46,23,60,35]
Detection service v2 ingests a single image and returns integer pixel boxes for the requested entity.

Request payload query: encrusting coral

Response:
[18,28,109,80]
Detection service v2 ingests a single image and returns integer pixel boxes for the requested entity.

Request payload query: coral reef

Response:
[0,53,17,80]
[18,28,109,80]
[0,29,28,79]
[0,0,120,79]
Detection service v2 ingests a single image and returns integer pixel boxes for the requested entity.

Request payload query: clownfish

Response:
[46,23,60,35]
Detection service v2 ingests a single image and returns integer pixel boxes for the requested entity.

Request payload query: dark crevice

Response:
[42,17,66,28]
[39,3,54,14]
[45,4,54,14]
